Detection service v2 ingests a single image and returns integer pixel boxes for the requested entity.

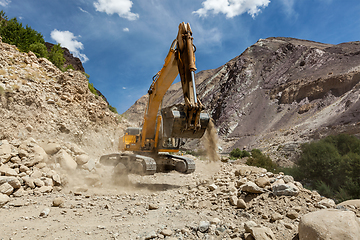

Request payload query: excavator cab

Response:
[121,127,142,151]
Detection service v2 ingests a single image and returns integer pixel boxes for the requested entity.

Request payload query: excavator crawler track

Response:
[100,153,156,175]
[155,153,195,174]
[100,153,195,175]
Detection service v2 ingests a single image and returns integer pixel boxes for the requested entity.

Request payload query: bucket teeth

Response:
[161,104,210,139]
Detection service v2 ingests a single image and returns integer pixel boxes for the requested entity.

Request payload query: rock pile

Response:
[0,137,99,206]
[169,162,360,239]
[0,37,122,153]
[0,35,128,213]
[0,151,359,239]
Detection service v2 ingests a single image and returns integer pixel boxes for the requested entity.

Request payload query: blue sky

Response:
[1,0,360,113]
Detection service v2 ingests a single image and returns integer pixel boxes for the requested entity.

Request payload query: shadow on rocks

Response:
[133,182,182,191]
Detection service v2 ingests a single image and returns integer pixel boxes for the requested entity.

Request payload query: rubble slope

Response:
[0,37,125,157]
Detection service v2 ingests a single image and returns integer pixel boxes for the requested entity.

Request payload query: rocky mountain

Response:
[125,37,360,165]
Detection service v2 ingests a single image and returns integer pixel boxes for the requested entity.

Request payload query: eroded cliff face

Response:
[125,37,360,165]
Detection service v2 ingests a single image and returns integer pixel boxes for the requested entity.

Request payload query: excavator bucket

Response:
[161,104,210,138]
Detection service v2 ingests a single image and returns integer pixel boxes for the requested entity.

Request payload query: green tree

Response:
[0,10,8,21]
[83,73,100,96]
[64,64,74,71]
[0,16,44,52]
[285,134,360,202]
[48,43,65,69]
[298,141,341,185]
[324,134,360,155]
[29,42,48,58]
[0,11,68,71]
[246,149,278,172]
[230,148,250,159]
[88,82,98,96]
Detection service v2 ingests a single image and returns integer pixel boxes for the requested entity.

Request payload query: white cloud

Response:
[0,0,11,7]
[279,0,295,17]
[93,0,139,20]
[123,27,129,32]
[79,7,90,14]
[193,0,270,18]
[195,25,222,48]
[122,87,126,89]
[50,29,89,63]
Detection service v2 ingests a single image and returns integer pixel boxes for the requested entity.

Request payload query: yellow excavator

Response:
[100,22,210,175]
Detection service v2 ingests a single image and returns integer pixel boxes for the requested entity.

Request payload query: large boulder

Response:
[255,176,271,188]
[33,145,48,162]
[0,140,12,163]
[241,181,265,193]
[22,176,35,189]
[244,221,276,240]
[41,142,61,155]
[0,176,21,189]
[318,198,336,208]
[272,182,299,196]
[69,143,86,155]
[0,140,12,155]
[0,182,13,195]
[299,209,360,240]
[55,149,77,170]
[338,199,360,208]
[81,158,96,171]
[46,170,61,185]
[0,165,18,177]
[0,193,10,206]
[75,154,90,165]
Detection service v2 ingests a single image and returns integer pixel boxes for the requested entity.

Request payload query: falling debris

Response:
[203,119,220,162]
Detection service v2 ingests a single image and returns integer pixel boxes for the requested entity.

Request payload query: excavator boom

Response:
[140,40,179,149]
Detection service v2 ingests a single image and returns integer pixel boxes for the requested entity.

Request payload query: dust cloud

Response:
[203,119,220,162]
[60,165,137,195]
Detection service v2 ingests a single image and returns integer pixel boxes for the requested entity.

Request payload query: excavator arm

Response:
[140,39,179,150]
[141,22,209,151]
[176,22,204,130]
